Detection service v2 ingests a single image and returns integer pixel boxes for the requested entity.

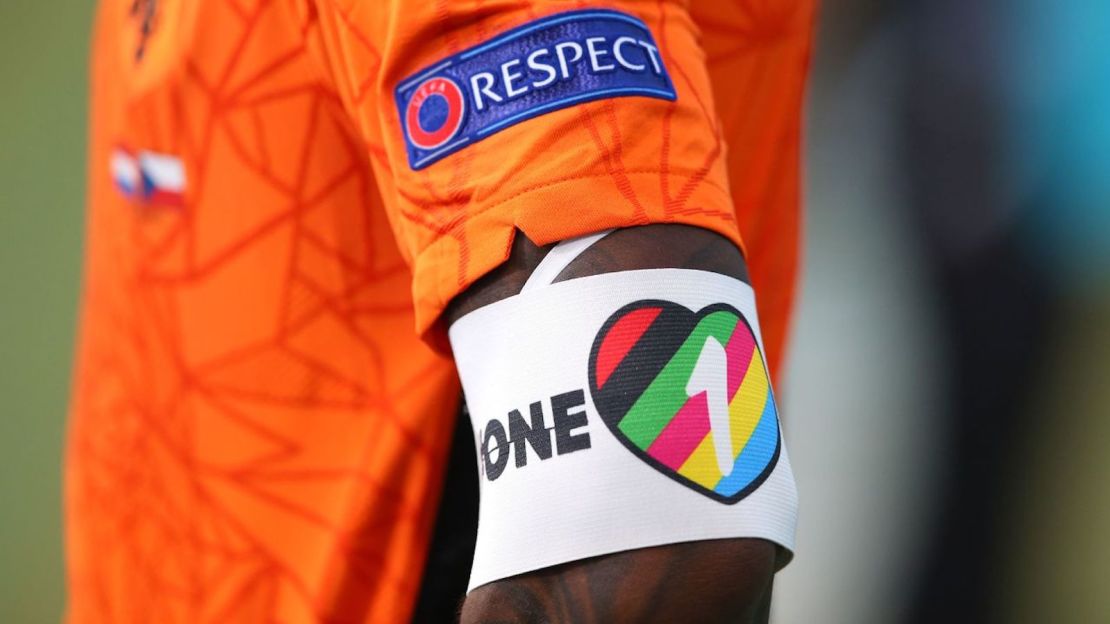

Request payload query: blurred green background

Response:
[0,0,94,620]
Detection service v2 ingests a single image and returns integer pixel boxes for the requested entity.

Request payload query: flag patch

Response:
[111,146,185,207]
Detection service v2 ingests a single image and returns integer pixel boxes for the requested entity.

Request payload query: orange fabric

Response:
[68,0,814,622]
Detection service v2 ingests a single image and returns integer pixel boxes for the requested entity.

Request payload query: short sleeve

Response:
[301,0,743,337]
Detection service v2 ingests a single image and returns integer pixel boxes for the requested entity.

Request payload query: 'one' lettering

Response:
[480,389,592,481]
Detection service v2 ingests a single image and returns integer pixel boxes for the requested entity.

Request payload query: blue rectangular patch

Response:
[394,9,677,170]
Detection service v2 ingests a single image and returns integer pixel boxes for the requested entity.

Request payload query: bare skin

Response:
[446,224,779,624]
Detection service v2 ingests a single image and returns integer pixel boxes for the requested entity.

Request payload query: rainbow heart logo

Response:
[589,301,781,504]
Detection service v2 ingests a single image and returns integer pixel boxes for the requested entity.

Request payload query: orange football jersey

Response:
[66,0,815,622]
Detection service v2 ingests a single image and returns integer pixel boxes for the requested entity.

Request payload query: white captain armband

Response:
[449,242,798,591]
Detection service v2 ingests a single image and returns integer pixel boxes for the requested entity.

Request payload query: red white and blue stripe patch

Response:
[395,9,677,170]
[111,146,186,207]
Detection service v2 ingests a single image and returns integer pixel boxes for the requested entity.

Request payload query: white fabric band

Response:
[450,269,798,591]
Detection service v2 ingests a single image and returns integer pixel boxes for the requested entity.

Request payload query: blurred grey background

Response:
[1,0,1107,622]
[778,2,1110,623]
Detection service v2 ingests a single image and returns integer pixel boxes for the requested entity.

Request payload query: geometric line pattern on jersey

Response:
[71,1,460,622]
[395,9,676,170]
[589,300,780,504]
[72,0,815,620]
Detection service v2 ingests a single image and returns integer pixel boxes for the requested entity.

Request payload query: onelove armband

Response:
[449,269,798,591]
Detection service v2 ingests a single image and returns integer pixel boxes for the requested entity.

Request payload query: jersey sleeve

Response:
[300,0,745,338]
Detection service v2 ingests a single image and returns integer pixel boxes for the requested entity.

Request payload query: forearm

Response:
[460,540,775,624]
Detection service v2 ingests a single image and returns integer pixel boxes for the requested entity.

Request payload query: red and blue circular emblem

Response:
[404,76,466,151]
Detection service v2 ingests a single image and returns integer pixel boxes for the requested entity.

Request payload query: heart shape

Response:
[588,300,781,504]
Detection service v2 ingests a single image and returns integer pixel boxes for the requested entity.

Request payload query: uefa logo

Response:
[403,76,467,151]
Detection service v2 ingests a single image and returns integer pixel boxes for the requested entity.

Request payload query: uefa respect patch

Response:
[395,9,677,170]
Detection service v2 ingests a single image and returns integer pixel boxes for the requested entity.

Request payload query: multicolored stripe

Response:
[591,302,779,499]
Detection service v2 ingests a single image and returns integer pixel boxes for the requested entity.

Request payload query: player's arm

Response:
[447,225,780,623]
[461,541,774,623]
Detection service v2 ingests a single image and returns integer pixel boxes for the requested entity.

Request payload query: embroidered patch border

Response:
[395,9,677,170]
